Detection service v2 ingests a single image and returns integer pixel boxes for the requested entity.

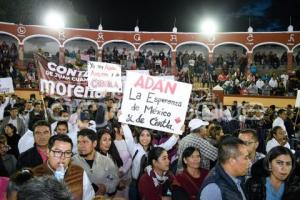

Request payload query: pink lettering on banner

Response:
[134,76,177,94]
[105,65,116,70]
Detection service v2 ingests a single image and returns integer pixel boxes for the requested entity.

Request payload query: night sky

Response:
[71,0,300,32]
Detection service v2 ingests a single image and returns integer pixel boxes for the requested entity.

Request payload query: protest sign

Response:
[87,61,122,93]
[0,77,14,94]
[34,53,103,99]
[119,72,192,134]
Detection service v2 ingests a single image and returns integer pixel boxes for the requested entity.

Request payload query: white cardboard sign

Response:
[88,61,122,93]
[119,72,192,134]
[0,77,14,94]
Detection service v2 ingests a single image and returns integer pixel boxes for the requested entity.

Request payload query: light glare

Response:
[201,19,218,35]
[44,12,65,29]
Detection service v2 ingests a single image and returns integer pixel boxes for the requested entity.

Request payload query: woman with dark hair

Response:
[207,125,224,147]
[174,147,208,200]
[122,124,178,200]
[0,135,17,177]
[266,126,291,153]
[97,128,123,168]
[6,168,34,200]
[97,128,126,196]
[3,123,20,159]
[138,147,177,200]
[245,146,295,200]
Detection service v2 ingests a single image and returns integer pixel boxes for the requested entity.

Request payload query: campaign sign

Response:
[119,72,192,134]
[0,77,14,94]
[88,61,122,93]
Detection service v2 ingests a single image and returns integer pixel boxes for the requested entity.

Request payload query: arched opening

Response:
[102,41,135,72]
[213,44,247,74]
[0,33,19,64]
[293,45,300,69]
[253,44,288,73]
[23,37,60,88]
[64,39,98,70]
[137,42,172,75]
[176,43,210,84]
[0,33,21,88]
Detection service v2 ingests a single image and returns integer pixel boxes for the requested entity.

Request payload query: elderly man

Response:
[177,118,218,171]
[199,137,250,200]
[32,134,95,200]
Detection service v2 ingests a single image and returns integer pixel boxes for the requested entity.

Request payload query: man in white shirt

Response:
[272,109,287,132]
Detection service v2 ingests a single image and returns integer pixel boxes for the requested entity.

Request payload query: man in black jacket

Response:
[17,120,51,169]
[199,137,250,200]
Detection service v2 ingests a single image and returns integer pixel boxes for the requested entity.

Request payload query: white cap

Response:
[188,118,209,131]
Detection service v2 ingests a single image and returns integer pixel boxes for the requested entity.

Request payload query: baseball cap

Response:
[188,118,209,131]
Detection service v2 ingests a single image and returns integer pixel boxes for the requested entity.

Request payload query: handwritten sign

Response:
[0,78,14,94]
[88,61,122,93]
[119,72,192,134]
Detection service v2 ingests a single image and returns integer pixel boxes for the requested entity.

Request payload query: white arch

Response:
[291,43,300,52]
[22,34,61,46]
[138,40,173,51]
[101,40,136,50]
[63,37,100,49]
[212,42,249,53]
[175,41,210,52]
[252,42,290,52]
[0,31,21,44]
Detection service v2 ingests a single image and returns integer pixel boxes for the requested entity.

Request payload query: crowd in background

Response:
[1,39,300,97]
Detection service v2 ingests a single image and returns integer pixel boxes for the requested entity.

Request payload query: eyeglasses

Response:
[50,149,73,158]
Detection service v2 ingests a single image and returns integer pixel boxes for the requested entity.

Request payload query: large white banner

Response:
[119,72,192,134]
[88,61,122,93]
[0,77,14,94]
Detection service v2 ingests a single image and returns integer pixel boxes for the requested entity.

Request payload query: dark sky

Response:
[71,0,300,32]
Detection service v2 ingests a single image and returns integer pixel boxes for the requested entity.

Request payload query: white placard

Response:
[296,90,300,108]
[0,77,14,94]
[119,72,192,134]
[87,61,122,93]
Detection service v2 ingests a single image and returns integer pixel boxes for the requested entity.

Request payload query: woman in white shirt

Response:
[121,124,178,200]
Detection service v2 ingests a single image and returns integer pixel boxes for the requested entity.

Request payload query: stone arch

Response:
[0,31,21,44]
[175,41,210,52]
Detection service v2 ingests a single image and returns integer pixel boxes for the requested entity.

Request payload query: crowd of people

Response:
[1,39,300,97]
[0,90,299,199]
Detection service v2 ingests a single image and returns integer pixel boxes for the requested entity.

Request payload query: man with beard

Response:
[72,128,120,197]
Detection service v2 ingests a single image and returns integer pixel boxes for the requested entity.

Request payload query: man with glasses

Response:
[32,134,95,200]
[17,120,51,169]
[238,129,265,179]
